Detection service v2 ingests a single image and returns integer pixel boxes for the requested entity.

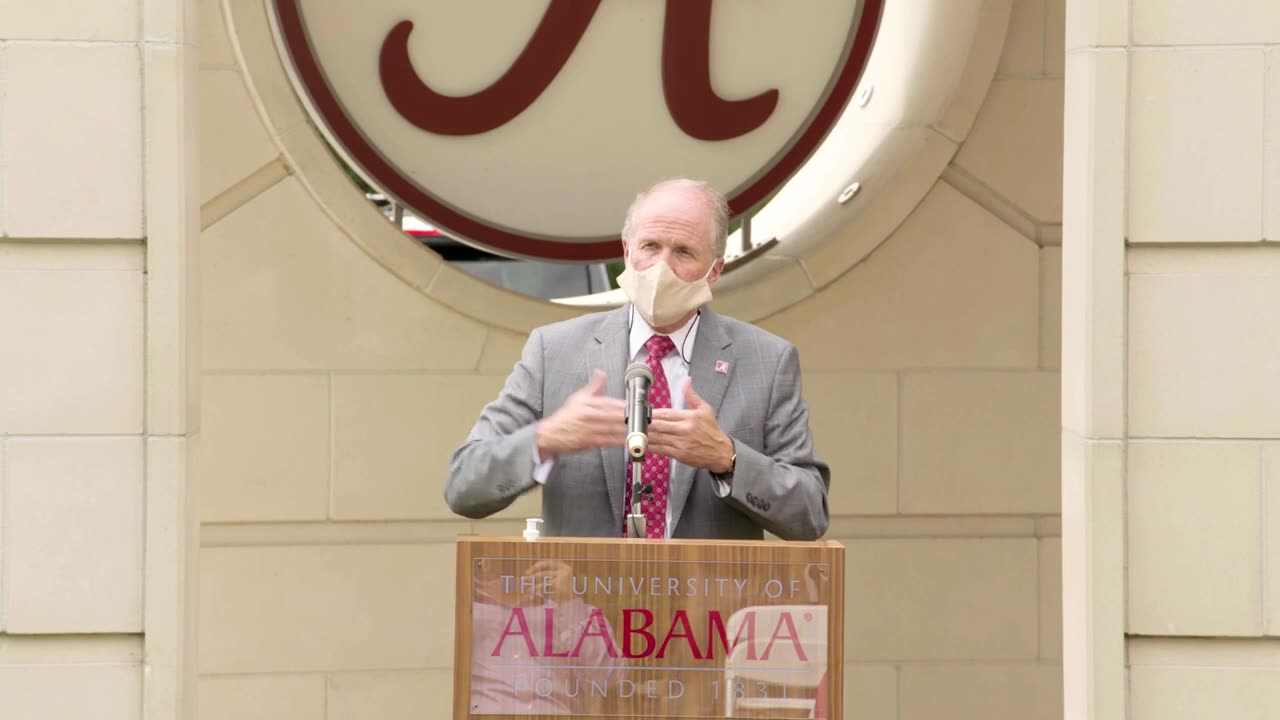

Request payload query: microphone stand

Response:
[623,361,655,539]
[626,460,646,538]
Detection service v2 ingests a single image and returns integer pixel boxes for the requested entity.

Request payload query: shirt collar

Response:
[629,307,699,364]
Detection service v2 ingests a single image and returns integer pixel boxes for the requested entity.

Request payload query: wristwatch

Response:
[711,449,736,483]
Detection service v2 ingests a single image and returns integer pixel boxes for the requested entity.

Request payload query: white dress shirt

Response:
[532,310,700,538]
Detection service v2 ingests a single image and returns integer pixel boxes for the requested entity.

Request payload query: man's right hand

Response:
[535,370,625,461]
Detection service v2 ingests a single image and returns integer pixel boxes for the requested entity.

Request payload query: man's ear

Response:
[707,257,726,287]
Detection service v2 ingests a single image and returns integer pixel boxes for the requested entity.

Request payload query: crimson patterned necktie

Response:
[625,334,677,538]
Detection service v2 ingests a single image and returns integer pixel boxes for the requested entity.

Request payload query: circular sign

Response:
[273,0,883,261]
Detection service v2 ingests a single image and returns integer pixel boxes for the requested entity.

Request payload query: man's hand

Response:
[536,370,625,460]
[647,379,735,472]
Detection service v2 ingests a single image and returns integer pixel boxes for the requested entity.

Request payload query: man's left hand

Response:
[647,379,735,473]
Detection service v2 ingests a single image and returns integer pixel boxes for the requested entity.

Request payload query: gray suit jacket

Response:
[445,305,830,540]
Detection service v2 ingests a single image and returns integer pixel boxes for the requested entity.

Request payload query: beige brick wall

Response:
[0,637,144,720]
[0,1,200,719]
[1129,0,1280,653]
[1130,639,1280,719]
[194,0,1065,719]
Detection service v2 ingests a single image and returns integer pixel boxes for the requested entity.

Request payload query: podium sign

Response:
[455,536,845,719]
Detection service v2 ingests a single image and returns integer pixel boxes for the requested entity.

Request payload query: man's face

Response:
[622,187,724,287]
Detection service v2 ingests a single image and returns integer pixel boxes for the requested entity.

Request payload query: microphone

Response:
[624,362,654,460]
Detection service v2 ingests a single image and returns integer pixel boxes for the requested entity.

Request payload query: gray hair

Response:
[620,178,730,258]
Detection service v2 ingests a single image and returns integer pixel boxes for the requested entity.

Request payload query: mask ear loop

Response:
[680,310,700,364]
[680,258,715,363]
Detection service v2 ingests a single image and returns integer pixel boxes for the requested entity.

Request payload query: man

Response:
[445,178,829,540]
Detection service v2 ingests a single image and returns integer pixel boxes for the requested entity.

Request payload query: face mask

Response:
[617,258,714,328]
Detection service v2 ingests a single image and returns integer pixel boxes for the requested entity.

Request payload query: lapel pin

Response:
[714,360,729,374]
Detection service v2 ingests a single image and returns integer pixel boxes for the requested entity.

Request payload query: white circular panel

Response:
[274,0,882,260]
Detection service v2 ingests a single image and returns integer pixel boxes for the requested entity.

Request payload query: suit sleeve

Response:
[444,328,546,519]
[717,343,830,540]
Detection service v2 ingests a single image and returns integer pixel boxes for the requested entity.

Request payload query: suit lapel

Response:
[589,306,631,532]
[669,309,734,535]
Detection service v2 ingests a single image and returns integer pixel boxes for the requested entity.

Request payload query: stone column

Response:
[1063,1,1280,718]
[0,1,200,718]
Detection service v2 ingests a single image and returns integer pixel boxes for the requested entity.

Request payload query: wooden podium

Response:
[454,536,845,719]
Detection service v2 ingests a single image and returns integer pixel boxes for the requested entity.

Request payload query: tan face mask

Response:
[617,258,714,328]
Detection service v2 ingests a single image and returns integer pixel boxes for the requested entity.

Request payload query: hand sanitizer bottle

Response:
[522,518,543,542]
